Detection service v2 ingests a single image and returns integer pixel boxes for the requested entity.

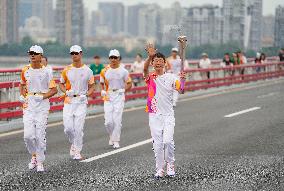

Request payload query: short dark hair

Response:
[42,56,48,61]
[225,53,230,56]
[137,53,142,58]
[152,52,166,63]
[94,55,100,59]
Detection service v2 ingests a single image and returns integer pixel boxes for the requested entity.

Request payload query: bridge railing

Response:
[0,60,283,120]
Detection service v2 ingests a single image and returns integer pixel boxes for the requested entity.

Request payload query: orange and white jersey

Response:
[100,65,131,91]
[60,64,94,104]
[20,64,56,110]
[21,64,55,94]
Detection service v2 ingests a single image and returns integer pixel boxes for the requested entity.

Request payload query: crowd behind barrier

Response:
[0,57,283,120]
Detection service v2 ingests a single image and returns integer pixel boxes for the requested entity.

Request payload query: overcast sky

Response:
[82,0,284,16]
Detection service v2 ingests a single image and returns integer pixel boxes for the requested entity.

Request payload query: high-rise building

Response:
[223,0,246,47]
[18,0,33,27]
[0,0,19,44]
[223,0,262,50]
[90,10,104,36]
[98,2,124,34]
[262,15,274,47]
[160,2,185,46]
[19,0,54,28]
[182,5,223,47]
[138,4,161,42]
[127,4,146,36]
[275,6,284,48]
[56,0,84,45]
[246,0,262,50]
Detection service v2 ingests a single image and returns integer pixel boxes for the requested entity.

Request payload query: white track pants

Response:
[104,93,125,142]
[173,90,179,106]
[23,109,49,163]
[149,113,175,171]
[63,103,87,152]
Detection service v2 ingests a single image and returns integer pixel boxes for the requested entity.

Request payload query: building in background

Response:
[182,5,223,47]
[262,15,274,47]
[18,0,54,29]
[56,0,84,45]
[127,4,146,36]
[98,2,125,35]
[275,6,284,48]
[246,0,263,50]
[223,0,263,50]
[160,2,185,46]
[19,16,56,43]
[0,0,19,44]
[138,4,161,43]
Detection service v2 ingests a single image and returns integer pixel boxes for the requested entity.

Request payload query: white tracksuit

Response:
[168,57,182,106]
[21,65,55,163]
[100,65,131,142]
[60,64,94,152]
[145,72,181,172]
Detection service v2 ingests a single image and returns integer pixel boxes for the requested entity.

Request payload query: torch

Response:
[178,35,187,94]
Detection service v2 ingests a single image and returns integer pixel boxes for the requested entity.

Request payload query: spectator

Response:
[220,53,233,77]
[278,48,284,70]
[231,53,238,76]
[198,53,211,81]
[90,55,104,76]
[237,50,247,78]
[255,52,262,73]
[90,55,105,88]
[260,53,267,72]
[131,54,144,86]
[41,56,52,75]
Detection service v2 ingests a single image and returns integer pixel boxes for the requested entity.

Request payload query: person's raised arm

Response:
[143,44,156,79]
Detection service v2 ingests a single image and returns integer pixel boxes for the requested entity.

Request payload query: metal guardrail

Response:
[0,61,283,120]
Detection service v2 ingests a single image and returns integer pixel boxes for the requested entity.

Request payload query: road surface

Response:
[0,79,284,190]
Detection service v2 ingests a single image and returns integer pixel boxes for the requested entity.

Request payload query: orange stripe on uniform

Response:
[175,80,181,91]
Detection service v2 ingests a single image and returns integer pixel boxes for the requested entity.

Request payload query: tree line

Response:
[0,36,280,59]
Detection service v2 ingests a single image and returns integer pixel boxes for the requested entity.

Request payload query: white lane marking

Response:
[81,139,152,162]
[0,78,283,138]
[224,107,261,118]
[257,92,278,98]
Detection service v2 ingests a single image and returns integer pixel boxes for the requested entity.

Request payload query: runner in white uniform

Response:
[100,49,132,149]
[144,44,186,179]
[167,48,182,106]
[19,45,58,172]
[59,45,95,160]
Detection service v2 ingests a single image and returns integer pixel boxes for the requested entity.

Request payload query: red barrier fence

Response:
[0,61,283,120]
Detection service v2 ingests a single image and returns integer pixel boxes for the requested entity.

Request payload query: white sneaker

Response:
[36,162,44,172]
[28,156,37,170]
[113,142,120,149]
[108,139,113,146]
[166,163,175,177]
[154,169,164,180]
[70,145,76,157]
[73,152,83,160]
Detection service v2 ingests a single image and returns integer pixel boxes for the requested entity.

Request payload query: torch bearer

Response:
[178,35,187,94]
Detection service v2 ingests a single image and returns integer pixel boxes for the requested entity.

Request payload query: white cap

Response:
[171,47,178,52]
[27,45,43,54]
[256,52,261,58]
[70,45,82,53]
[109,49,120,57]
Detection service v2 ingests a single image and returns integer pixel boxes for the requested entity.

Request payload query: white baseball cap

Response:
[109,49,120,57]
[27,45,43,54]
[171,47,178,52]
[70,45,82,53]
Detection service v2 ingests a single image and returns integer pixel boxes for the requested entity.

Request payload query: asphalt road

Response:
[0,79,284,191]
